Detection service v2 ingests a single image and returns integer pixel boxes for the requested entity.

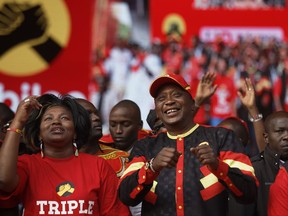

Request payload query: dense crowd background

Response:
[90,34,287,155]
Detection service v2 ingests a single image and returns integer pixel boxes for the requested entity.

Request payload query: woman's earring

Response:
[73,141,79,157]
[40,140,44,158]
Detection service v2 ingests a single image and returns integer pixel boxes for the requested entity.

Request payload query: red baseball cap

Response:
[149,73,192,98]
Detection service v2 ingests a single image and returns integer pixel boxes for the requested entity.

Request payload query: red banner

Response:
[0,0,95,111]
[150,0,288,45]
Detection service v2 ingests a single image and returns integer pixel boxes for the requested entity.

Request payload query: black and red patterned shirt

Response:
[119,124,258,216]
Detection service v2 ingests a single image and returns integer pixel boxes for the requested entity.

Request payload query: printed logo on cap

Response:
[0,0,71,77]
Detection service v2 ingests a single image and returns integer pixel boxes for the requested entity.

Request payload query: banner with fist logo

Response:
[0,0,95,111]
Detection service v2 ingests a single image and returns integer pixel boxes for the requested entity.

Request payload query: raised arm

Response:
[194,71,217,113]
[0,96,41,192]
[237,78,265,152]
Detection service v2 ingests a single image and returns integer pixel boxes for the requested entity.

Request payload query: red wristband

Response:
[7,128,23,135]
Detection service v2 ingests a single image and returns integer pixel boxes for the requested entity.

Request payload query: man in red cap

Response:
[118,73,258,216]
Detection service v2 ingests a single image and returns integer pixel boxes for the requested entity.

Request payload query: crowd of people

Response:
[0,34,288,216]
[91,35,287,150]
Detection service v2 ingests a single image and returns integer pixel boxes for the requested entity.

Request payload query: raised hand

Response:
[190,142,219,170]
[194,71,218,106]
[151,147,182,172]
[13,96,42,128]
[237,77,266,152]
[237,77,256,110]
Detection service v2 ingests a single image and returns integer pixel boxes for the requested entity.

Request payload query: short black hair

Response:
[264,111,288,132]
[111,99,142,123]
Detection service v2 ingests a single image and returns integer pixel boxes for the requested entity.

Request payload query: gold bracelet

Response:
[7,128,23,135]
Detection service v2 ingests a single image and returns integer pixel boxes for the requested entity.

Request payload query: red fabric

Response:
[149,73,192,98]
[96,144,129,178]
[0,153,130,216]
[120,156,158,200]
[176,138,185,216]
[211,160,242,197]
[210,73,237,118]
[268,167,288,216]
[144,191,157,205]
[138,129,152,139]
[211,160,229,180]
[119,156,145,185]
[200,165,212,176]
[99,134,114,145]
[90,61,108,92]
[199,159,244,199]
[130,185,144,199]
[273,77,282,97]
[138,164,159,185]
[218,151,258,186]
[162,49,183,74]
[200,181,225,201]
[100,129,151,145]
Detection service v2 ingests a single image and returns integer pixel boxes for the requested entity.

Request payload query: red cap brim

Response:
[149,74,191,98]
